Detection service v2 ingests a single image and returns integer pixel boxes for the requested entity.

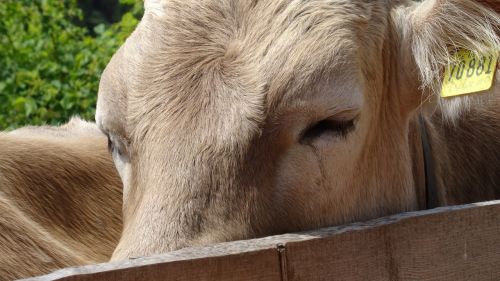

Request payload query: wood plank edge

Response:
[20,199,500,281]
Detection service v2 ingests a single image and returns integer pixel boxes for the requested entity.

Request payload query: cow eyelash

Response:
[107,135,114,153]
[299,118,355,144]
[107,134,129,157]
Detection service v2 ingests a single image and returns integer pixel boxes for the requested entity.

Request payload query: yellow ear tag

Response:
[441,49,498,98]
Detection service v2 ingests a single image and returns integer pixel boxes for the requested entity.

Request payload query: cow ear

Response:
[408,0,499,100]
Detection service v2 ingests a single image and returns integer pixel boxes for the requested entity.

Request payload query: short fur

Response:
[403,0,500,118]
[96,0,500,260]
[0,118,122,280]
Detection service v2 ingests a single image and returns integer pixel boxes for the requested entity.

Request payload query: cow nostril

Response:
[299,119,354,144]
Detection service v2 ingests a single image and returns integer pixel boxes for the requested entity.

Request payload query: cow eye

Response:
[107,133,127,157]
[107,135,114,153]
[299,119,354,144]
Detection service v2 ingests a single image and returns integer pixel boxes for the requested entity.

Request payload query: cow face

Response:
[96,0,500,259]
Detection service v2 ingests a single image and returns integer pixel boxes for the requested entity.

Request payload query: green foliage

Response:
[78,0,143,34]
[0,0,142,129]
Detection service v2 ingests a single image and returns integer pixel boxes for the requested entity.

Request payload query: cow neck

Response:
[418,114,439,209]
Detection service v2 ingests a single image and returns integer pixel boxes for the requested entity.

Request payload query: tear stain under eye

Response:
[308,144,327,189]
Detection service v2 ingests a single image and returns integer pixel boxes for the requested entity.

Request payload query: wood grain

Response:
[22,200,500,281]
[23,249,281,281]
[283,201,500,281]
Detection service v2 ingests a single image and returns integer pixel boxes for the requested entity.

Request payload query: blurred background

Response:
[0,0,143,129]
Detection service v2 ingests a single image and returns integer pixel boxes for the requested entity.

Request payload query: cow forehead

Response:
[144,0,372,19]
[144,0,167,18]
[117,0,377,137]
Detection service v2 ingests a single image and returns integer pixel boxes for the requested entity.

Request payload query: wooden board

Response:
[22,246,282,281]
[22,200,500,281]
[283,201,500,281]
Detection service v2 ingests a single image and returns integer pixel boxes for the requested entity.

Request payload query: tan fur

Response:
[96,0,500,260]
[425,92,500,206]
[395,0,500,119]
[0,118,122,280]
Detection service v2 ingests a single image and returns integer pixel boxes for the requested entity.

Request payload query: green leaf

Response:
[93,23,106,35]
[24,97,37,117]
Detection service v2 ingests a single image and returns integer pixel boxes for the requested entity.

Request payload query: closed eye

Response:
[106,133,129,158]
[106,134,121,155]
[299,119,354,144]
[107,135,114,153]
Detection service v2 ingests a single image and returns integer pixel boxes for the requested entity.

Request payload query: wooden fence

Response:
[22,200,500,281]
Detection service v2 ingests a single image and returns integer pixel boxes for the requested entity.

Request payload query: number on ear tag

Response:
[441,49,498,98]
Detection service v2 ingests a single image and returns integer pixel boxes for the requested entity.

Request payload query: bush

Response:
[0,0,142,130]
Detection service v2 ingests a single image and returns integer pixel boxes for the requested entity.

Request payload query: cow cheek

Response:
[272,146,327,229]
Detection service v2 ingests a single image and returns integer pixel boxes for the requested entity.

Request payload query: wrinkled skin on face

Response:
[96,0,500,259]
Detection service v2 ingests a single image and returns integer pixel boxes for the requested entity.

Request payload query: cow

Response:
[0,117,122,280]
[96,0,500,260]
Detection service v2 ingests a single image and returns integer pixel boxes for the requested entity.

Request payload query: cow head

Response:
[96,0,499,259]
